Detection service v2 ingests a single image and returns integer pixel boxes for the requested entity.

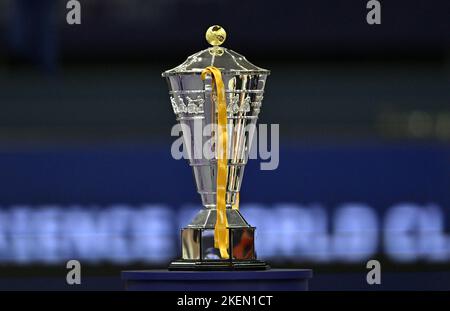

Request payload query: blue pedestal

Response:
[121,269,313,291]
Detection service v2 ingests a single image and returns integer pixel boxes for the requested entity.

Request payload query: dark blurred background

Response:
[0,0,449,290]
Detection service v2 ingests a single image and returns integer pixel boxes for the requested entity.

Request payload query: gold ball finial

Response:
[206,25,226,46]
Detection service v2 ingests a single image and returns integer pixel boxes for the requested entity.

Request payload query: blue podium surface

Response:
[121,269,313,291]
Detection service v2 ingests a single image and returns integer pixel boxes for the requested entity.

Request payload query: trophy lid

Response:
[162,25,270,77]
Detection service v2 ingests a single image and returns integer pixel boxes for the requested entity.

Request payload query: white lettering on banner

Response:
[0,203,448,263]
[333,204,379,261]
[384,203,449,262]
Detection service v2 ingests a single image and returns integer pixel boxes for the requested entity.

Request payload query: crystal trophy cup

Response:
[162,26,270,270]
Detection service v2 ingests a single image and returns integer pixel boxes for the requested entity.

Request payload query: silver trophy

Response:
[162,25,269,270]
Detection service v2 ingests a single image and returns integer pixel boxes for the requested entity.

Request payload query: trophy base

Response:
[168,259,270,271]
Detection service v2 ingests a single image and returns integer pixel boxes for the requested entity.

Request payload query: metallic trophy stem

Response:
[188,207,250,228]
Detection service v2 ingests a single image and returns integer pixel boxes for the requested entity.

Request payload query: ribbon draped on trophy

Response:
[201,66,230,259]
[162,25,270,270]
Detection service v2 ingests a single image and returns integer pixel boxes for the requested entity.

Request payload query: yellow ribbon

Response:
[201,66,229,259]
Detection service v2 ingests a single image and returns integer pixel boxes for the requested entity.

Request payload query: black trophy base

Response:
[168,259,270,271]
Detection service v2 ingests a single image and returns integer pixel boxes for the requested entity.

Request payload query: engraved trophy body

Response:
[162,26,269,270]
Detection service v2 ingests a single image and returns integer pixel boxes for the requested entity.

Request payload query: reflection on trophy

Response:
[162,25,270,270]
